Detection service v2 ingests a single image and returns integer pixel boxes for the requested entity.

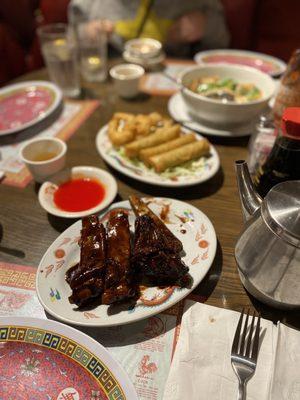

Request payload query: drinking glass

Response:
[76,22,107,82]
[37,24,81,98]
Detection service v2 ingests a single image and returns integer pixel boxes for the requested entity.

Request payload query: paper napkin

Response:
[163,301,277,400]
[270,322,300,400]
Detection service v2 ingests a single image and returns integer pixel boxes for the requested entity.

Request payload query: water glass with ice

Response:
[76,22,108,82]
[37,24,81,98]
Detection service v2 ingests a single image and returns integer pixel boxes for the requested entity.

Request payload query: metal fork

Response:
[231,310,261,400]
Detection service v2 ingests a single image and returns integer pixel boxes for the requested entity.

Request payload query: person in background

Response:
[68,0,230,57]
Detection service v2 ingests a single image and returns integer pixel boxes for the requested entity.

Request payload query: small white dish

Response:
[20,137,67,183]
[123,50,166,68]
[124,38,162,59]
[168,92,254,137]
[178,64,276,126]
[109,63,145,98]
[38,166,118,218]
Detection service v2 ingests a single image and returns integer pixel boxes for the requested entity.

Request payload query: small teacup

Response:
[124,38,162,59]
[109,63,145,99]
[20,137,67,183]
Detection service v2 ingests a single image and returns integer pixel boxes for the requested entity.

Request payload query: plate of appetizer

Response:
[96,112,220,187]
[36,196,217,327]
[0,316,138,399]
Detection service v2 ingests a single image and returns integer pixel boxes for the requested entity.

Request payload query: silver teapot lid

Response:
[262,180,300,247]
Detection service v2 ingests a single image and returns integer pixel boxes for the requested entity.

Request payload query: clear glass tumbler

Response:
[37,24,81,98]
[76,22,107,82]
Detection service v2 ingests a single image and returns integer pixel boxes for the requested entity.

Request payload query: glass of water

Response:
[76,22,107,82]
[37,24,81,98]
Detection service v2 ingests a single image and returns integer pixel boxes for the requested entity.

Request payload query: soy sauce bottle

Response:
[254,107,300,197]
[273,49,300,125]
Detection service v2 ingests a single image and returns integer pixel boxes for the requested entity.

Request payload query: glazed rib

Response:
[132,214,189,285]
[102,210,136,304]
[66,215,106,307]
[129,195,183,253]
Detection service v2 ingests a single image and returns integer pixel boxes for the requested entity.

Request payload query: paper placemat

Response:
[0,99,99,188]
[140,59,195,96]
[0,262,45,318]
[0,261,204,400]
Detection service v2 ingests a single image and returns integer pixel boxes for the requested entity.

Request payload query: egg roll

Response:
[149,139,210,173]
[140,133,196,165]
[125,125,180,158]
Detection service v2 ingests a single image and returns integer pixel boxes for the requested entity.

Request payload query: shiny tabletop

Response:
[0,63,299,330]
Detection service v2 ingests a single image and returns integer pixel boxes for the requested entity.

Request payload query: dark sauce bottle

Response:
[273,49,300,125]
[254,107,300,197]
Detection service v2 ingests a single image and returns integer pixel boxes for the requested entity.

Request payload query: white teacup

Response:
[20,137,67,183]
[124,38,162,59]
[109,63,145,99]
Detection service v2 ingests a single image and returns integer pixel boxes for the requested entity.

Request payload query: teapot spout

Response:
[235,160,262,221]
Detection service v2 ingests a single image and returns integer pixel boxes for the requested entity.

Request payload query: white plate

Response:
[123,50,166,67]
[194,49,286,77]
[38,166,118,218]
[0,316,138,399]
[96,124,220,187]
[168,92,254,137]
[0,81,62,136]
[36,198,217,327]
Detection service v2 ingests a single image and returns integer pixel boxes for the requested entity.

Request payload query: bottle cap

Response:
[282,107,300,139]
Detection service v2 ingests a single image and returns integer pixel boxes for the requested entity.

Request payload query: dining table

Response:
[0,60,299,333]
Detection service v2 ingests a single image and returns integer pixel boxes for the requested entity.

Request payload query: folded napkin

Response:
[270,323,300,400]
[163,301,281,400]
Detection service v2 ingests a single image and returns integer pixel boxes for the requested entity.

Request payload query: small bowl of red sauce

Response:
[38,166,118,218]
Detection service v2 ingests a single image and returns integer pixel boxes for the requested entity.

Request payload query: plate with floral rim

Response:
[0,81,62,136]
[36,198,217,327]
[96,124,220,187]
[194,49,286,77]
[0,316,138,400]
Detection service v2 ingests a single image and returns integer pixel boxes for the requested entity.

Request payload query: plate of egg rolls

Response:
[96,112,220,187]
[36,196,217,327]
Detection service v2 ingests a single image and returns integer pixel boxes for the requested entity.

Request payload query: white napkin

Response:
[270,323,300,400]
[163,301,277,400]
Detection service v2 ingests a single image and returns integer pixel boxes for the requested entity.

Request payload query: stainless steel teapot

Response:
[235,160,300,309]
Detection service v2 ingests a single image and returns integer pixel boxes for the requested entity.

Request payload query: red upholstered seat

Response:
[40,0,69,24]
[221,0,258,49]
[0,23,26,85]
[254,0,300,61]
